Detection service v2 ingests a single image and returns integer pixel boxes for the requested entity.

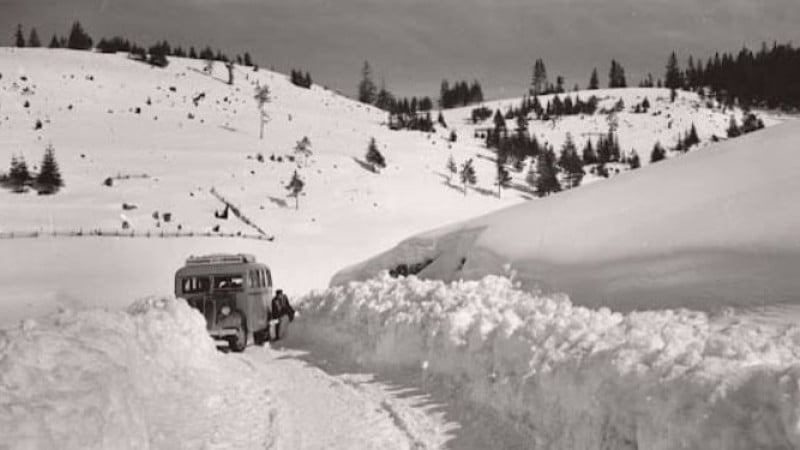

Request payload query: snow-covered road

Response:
[246,346,448,450]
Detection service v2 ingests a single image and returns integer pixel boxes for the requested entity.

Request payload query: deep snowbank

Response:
[298,274,800,449]
[0,297,276,449]
[333,120,800,312]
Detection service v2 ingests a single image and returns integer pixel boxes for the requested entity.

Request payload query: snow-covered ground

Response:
[335,119,800,312]
[3,47,800,449]
[0,47,520,321]
[0,297,276,449]
[298,273,800,449]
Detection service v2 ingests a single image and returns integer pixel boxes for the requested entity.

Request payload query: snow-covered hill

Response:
[334,119,800,312]
[1,48,787,322]
[0,48,519,321]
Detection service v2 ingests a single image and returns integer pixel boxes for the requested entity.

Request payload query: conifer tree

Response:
[495,161,511,197]
[294,136,312,166]
[588,68,599,90]
[189,47,198,59]
[558,133,584,189]
[459,158,477,195]
[608,60,627,88]
[14,24,25,47]
[446,155,457,182]
[48,35,60,48]
[243,52,253,67]
[629,150,641,169]
[535,146,560,196]
[28,28,41,47]
[665,51,683,90]
[365,137,386,172]
[285,170,304,210]
[36,144,63,194]
[358,61,377,104]
[650,141,666,163]
[67,21,92,50]
[8,154,31,192]
[726,116,741,138]
[531,59,548,95]
[687,123,700,147]
[254,84,271,140]
[582,139,598,165]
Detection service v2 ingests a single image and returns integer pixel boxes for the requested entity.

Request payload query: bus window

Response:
[265,270,272,288]
[213,274,244,291]
[248,270,256,288]
[258,269,265,288]
[182,276,210,294]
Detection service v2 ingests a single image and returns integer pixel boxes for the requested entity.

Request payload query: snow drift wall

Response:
[298,273,800,449]
[0,297,276,450]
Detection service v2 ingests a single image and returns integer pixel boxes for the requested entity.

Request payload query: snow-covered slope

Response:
[334,120,800,312]
[0,47,518,321]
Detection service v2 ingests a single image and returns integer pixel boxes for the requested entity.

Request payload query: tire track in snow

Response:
[244,346,451,449]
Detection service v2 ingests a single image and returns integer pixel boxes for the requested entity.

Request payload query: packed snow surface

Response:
[334,120,800,311]
[0,297,276,449]
[299,273,800,449]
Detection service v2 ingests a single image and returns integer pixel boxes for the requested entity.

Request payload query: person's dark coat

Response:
[271,292,295,322]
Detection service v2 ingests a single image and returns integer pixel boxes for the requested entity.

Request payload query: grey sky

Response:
[2,0,799,99]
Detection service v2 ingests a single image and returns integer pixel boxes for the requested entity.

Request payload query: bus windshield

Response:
[182,276,210,294]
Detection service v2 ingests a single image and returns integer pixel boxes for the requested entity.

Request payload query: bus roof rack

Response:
[186,253,256,265]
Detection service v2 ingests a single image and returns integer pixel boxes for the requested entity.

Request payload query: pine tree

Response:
[495,161,511,197]
[726,116,741,138]
[48,35,60,48]
[294,136,312,166]
[531,59,548,95]
[27,28,40,47]
[8,154,31,192]
[285,170,304,210]
[588,68,599,90]
[665,51,683,90]
[459,158,477,195]
[365,137,386,172]
[14,24,25,47]
[608,60,627,88]
[535,146,560,196]
[687,123,700,147]
[650,142,666,163]
[35,144,63,194]
[629,150,641,169]
[582,139,598,165]
[254,84,271,140]
[558,133,584,189]
[67,21,92,50]
[446,155,457,182]
[358,61,377,104]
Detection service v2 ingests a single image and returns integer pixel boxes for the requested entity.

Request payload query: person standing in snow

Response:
[270,289,295,340]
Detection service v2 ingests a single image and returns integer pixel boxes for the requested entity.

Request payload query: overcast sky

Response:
[3,0,799,99]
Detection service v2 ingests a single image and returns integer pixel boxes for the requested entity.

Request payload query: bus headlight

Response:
[220,305,231,316]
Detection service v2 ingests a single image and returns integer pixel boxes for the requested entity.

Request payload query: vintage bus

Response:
[174,253,272,351]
